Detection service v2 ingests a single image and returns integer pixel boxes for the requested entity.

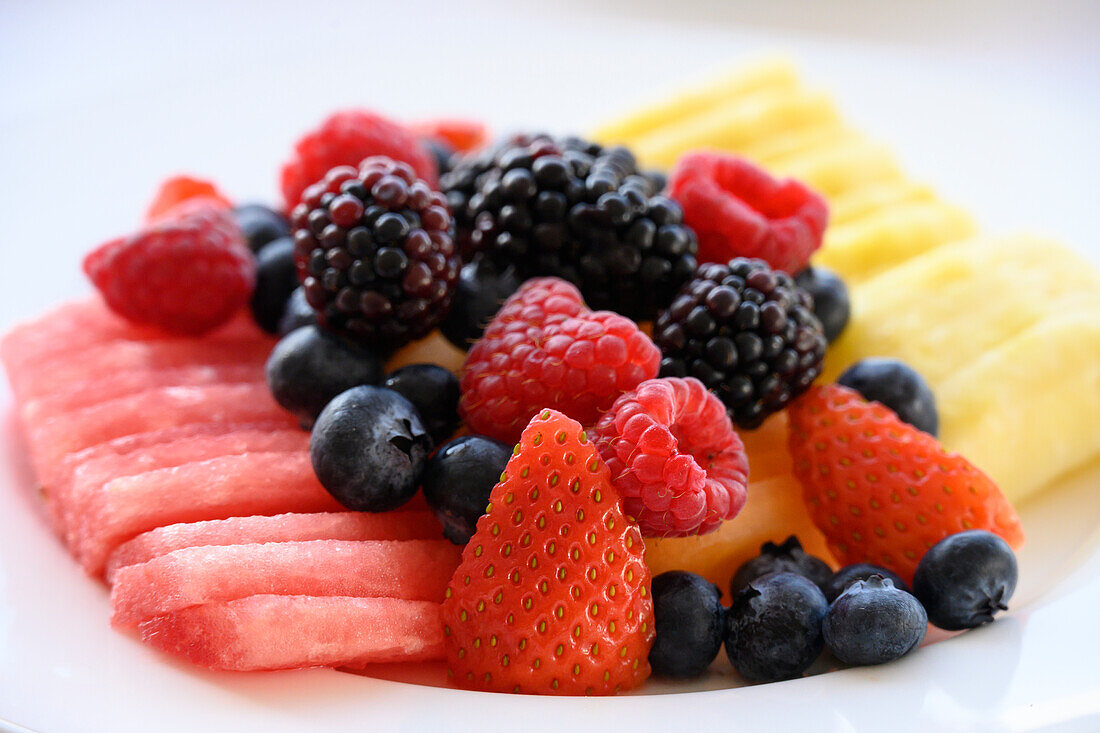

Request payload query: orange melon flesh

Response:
[110,539,461,627]
[643,414,834,590]
[138,595,445,671]
[105,511,444,582]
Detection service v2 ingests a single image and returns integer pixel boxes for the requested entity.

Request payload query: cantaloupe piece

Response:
[386,330,466,374]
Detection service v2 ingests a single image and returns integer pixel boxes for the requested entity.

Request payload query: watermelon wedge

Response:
[25,383,294,478]
[106,510,444,582]
[60,427,310,545]
[111,539,460,626]
[72,451,344,577]
[21,363,264,424]
[137,595,445,671]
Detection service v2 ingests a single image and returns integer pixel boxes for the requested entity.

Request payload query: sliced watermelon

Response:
[0,299,264,385]
[21,364,264,424]
[61,427,310,546]
[25,383,294,478]
[111,539,460,626]
[137,595,445,671]
[106,510,444,581]
[10,338,274,402]
[72,451,343,577]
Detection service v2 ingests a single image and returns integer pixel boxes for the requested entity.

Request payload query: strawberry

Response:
[441,409,654,695]
[788,384,1024,582]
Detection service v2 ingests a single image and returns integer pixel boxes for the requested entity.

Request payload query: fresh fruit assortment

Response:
[3,55,1099,696]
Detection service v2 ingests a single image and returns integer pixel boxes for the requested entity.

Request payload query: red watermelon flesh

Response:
[9,338,274,402]
[25,383,294,478]
[106,510,444,582]
[0,299,264,382]
[72,451,343,577]
[21,363,264,424]
[138,595,445,671]
[111,539,461,626]
[61,427,310,546]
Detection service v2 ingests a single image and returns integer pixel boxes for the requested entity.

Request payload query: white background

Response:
[1,2,1099,731]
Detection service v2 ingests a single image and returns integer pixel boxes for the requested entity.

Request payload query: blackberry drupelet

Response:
[441,134,697,321]
[289,157,461,351]
[654,258,827,429]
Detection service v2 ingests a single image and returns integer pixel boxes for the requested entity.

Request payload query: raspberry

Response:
[654,258,826,429]
[289,157,460,351]
[280,110,437,211]
[83,205,255,335]
[459,278,660,444]
[145,175,232,223]
[442,409,654,695]
[441,134,696,319]
[789,384,1024,582]
[591,377,748,537]
[668,152,828,274]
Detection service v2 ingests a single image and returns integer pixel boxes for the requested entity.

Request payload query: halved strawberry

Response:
[441,409,654,695]
[788,384,1024,582]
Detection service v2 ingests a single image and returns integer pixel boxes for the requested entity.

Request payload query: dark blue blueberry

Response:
[838,357,939,436]
[795,266,849,343]
[649,571,726,678]
[823,563,911,603]
[421,435,512,544]
[421,136,456,178]
[440,257,521,350]
[382,364,460,445]
[250,237,299,334]
[730,535,833,598]
[913,530,1017,631]
[277,287,317,336]
[310,385,432,512]
[725,572,827,682]
[823,575,927,665]
[265,325,383,428]
[234,203,291,254]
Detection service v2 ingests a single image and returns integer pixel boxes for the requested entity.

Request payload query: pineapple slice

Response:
[591,57,800,146]
[815,200,975,283]
[939,308,1100,504]
[630,87,840,169]
[739,123,858,166]
[829,179,937,226]
[771,138,903,198]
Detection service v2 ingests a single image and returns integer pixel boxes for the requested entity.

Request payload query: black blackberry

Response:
[441,134,697,321]
[654,258,827,429]
[289,157,461,351]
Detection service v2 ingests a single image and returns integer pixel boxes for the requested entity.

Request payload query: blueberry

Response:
[795,266,849,343]
[233,203,291,254]
[265,325,383,428]
[649,571,726,678]
[421,136,455,177]
[249,237,299,334]
[823,563,911,603]
[310,385,432,512]
[277,287,317,336]
[440,257,521,349]
[421,435,512,544]
[837,357,939,436]
[823,575,927,666]
[912,530,1017,631]
[725,572,827,682]
[382,364,460,445]
[730,535,833,598]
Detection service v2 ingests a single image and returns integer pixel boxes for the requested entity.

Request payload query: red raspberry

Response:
[145,175,232,223]
[83,205,256,336]
[668,152,828,274]
[280,110,437,211]
[459,278,660,444]
[591,377,749,537]
[409,118,489,153]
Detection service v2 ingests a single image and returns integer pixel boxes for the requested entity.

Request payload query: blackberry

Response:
[654,258,827,429]
[441,134,696,321]
[289,157,461,351]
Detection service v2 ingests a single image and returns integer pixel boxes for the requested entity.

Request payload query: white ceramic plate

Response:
[2,2,1099,731]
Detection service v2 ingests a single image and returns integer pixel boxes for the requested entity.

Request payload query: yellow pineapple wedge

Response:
[771,138,903,199]
[828,179,937,226]
[815,200,975,283]
[738,123,858,167]
[591,57,800,146]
